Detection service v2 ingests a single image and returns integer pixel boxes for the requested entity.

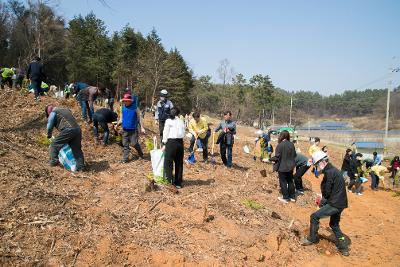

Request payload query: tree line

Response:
[0,0,193,112]
[192,59,400,127]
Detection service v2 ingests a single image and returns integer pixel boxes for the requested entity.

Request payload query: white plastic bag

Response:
[58,144,77,172]
[150,137,164,178]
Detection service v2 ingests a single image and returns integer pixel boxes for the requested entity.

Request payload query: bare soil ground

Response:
[1,90,399,266]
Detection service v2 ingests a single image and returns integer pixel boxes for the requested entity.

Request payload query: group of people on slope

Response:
[155,90,237,187]
[269,132,349,256]
[44,87,238,188]
[1,57,47,101]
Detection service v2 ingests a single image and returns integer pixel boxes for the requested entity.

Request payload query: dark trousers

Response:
[108,98,114,111]
[278,171,295,199]
[93,113,109,145]
[348,177,362,193]
[77,92,93,122]
[294,165,310,191]
[164,139,184,186]
[189,136,208,160]
[309,204,348,250]
[122,129,143,161]
[0,76,12,89]
[159,120,165,139]
[49,128,85,170]
[31,79,42,98]
[220,143,233,167]
[370,172,379,189]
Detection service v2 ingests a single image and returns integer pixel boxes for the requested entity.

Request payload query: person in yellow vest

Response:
[41,81,49,95]
[370,165,388,190]
[188,111,209,162]
[308,137,321,156]
[0,67,15,89]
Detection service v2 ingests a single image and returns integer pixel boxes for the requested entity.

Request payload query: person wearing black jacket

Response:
[302,151,349,256]
[93,108,118,145]
[27,56,46,102]
[271,130,297,203]
[348,153,363,195]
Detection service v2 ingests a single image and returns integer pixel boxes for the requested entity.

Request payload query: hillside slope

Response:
[0,89,399,266]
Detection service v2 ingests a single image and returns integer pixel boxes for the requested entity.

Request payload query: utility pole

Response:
[289,94,293,127]
[385,67,400,139]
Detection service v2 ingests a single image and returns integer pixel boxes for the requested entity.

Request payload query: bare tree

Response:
[217,58,234,86]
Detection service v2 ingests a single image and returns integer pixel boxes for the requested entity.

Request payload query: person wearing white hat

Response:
[155,89,174,139]
[301,150,349,256]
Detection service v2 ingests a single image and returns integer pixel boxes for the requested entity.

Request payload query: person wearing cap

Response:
[93,108,118,146]
[27,56,46,102]
[45,105,85,171]
[118,93,145,163]
[0,67,15,89]
[77,85,105,123]
[270,130,297,203]
[155,89,174,139]
[301,150,349,256]
[188,111,209,162]
[308,137,321,156]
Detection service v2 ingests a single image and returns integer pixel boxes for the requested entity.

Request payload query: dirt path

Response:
[0,91,399,266]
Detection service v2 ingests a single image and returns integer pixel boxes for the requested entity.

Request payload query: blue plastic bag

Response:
[58,144,77,172]
[187,152,196,164]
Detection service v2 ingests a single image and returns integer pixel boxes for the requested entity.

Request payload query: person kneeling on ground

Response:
[188,111,209,162]
[294,152,311,195]
[45,105,85,171]
[215,111,236,168]
[93,108,118,146]
[118,94,145,163]
[162,107,185,188]
[301,151,349,256]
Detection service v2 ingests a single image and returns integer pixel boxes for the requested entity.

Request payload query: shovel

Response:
[186,136,197,164]
[211,132,216,165]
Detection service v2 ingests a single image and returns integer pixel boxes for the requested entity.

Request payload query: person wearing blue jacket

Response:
[215,111,236,168]
[118,93,145,163]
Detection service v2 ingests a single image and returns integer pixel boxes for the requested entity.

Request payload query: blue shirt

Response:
[214,120,236,134]
[373,155,382,166]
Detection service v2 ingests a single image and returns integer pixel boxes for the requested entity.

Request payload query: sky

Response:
[52,0,400,94]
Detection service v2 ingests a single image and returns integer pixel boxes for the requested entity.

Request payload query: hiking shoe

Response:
[290,198,296,202]
[348,190,353,193]
[301,237,315,246]
[277,197,289,204]
[356,192,363,196]
[297,190,305,195]
[339,249,350,256]
[175,185,182,189]
[120,159,129,164]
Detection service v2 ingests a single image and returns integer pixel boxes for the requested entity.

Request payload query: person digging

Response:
[301,151,350,257]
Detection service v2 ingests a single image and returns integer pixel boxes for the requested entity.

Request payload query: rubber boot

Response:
[134,143,144,159]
